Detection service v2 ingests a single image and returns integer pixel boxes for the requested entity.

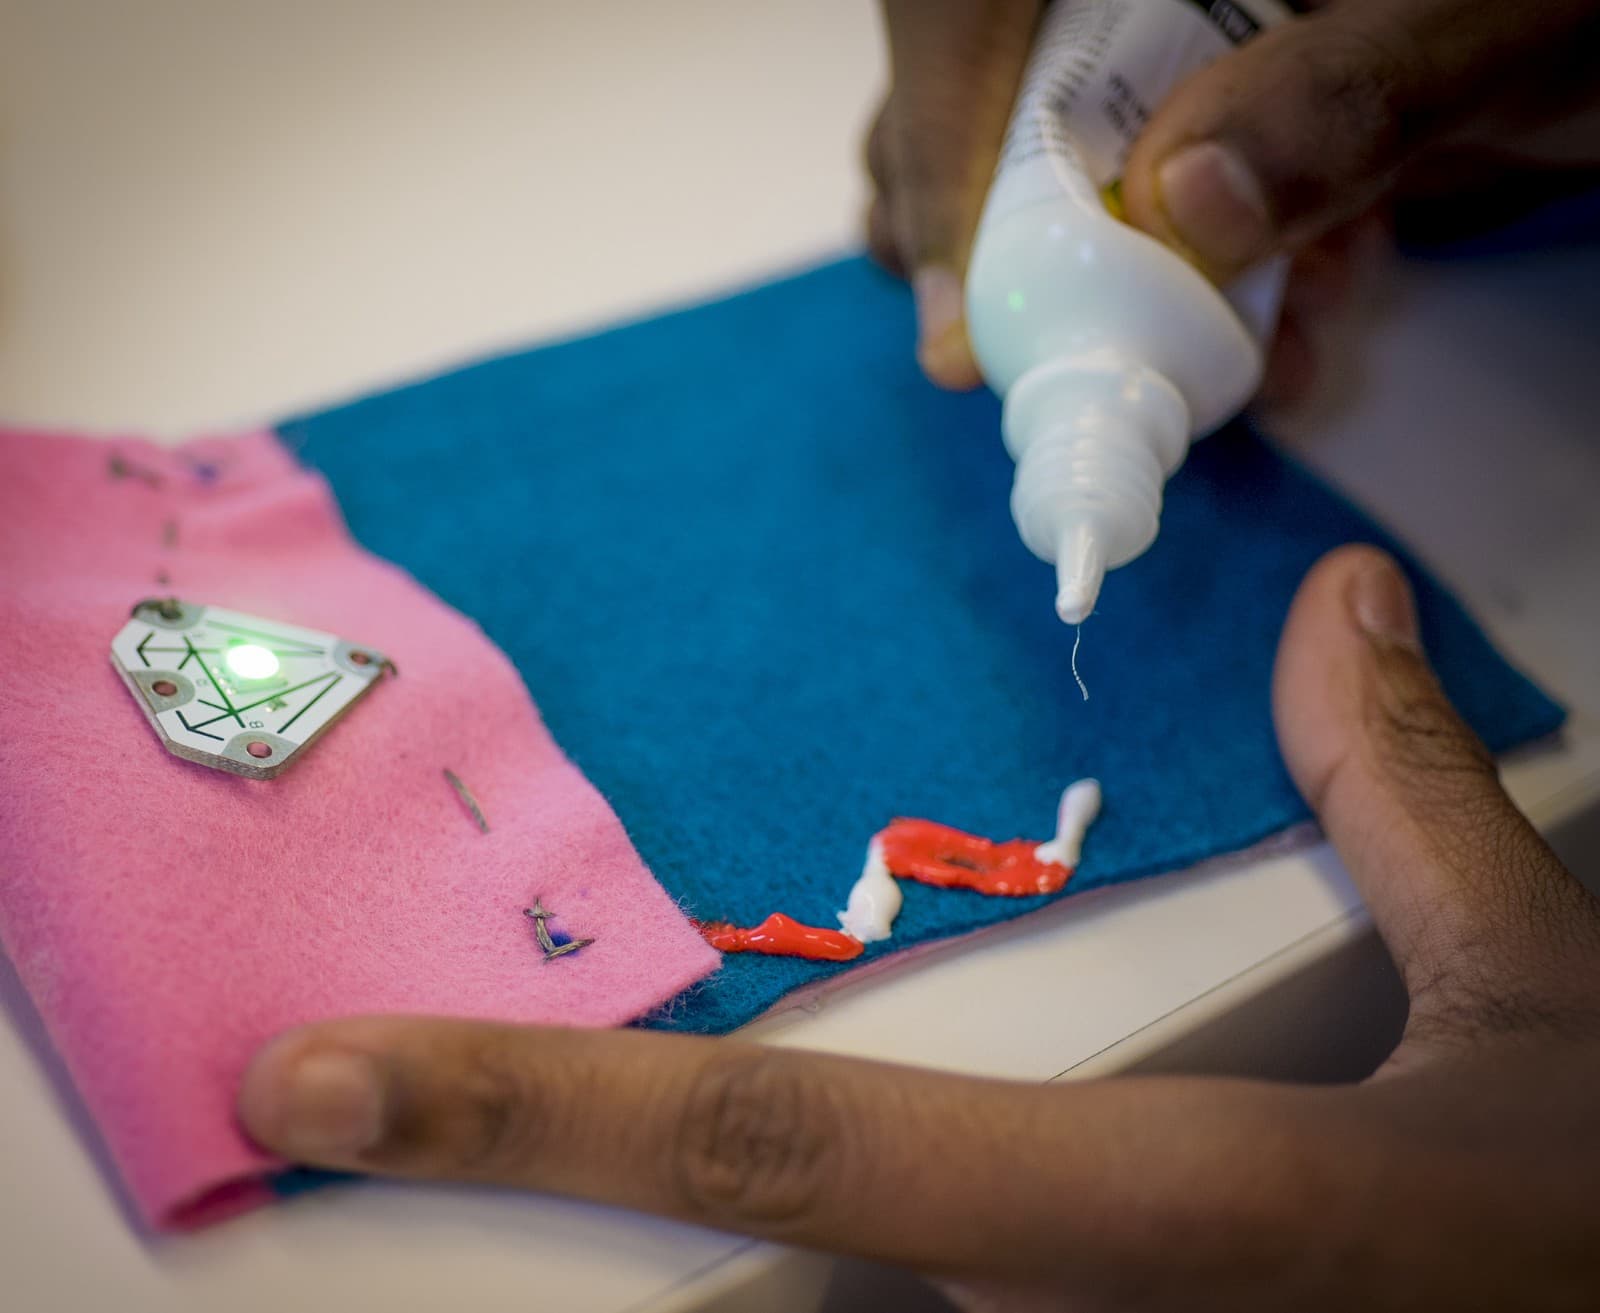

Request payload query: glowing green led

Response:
[225,643,280,681]
[1007,289,1027,313]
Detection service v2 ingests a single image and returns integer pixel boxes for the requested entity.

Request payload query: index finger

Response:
[238,1015,1347,1284]
[879,0,1040,277]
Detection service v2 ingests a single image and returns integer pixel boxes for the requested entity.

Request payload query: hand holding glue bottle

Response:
[965,0,1292,623]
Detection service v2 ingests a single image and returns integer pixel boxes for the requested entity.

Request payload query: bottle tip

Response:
[1054,520,1106,625]
[1055,583,1097,625]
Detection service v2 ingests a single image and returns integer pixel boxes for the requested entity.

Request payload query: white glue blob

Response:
[837,836,903,944]
[1034,778,1102,869]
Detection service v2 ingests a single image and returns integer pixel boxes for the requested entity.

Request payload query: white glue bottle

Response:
[965,0,1292,624]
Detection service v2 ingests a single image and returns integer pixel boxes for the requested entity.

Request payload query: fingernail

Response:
[913,266,981,390]
[241,1048,387,1160]
[1350,554,1420,649]
[1157,142,1272,272]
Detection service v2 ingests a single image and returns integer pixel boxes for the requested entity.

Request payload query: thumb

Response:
[1121,0,1597,281]
[1271,546,1600,1044]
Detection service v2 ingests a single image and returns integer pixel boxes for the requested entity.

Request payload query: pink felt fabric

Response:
[0,426,719,1230]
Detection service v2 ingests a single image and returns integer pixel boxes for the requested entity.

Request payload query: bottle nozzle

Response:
[1054,519,1105,624]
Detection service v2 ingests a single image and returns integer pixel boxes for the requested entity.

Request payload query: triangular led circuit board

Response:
[111,598,393,779]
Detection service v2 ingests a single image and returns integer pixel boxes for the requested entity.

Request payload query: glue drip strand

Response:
[1071,624,1088,701]
[695,913,864,962]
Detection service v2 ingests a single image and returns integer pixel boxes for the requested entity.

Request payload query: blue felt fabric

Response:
[280,256,1563,1035]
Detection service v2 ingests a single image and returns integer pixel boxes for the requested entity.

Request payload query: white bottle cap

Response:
[1053,517,1106,625]
[1002,359,1190,624]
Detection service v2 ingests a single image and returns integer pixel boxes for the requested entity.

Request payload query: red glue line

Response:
[878,818,1072,897]
[695,912,864,962]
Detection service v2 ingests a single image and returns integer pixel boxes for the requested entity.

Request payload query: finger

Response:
[863,99,908,274]
[1271,546,1600,1038]
[879,0,1040,389]
[866,194,907,277]
[1121,0,1600,281]
[864,95,894,197]
[1252,213,1388,414]
[910,266,984,392]
[239,1016,1361,1291]
[1278,212,1388,324]
[1252,306,1317,415]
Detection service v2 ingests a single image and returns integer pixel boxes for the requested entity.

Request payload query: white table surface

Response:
[4,4,1598,1311]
